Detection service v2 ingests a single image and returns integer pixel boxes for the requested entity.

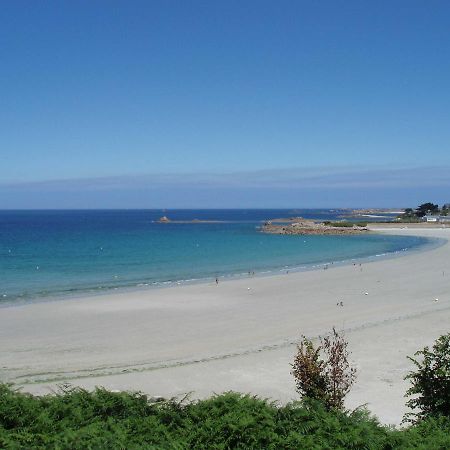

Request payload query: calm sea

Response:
[0,209,427,304]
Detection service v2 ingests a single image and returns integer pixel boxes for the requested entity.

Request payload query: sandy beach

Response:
[1,226,449,426]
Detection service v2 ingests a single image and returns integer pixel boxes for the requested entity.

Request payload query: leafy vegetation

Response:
[388,416,450,448]
[291,328,356,410]
[323,221,368,228]
[415,202,440,217]
[395,209,421,222]
[404,333,450,422]
[1,384,450,449]
[2,332,450,448]
[399,202,449,220]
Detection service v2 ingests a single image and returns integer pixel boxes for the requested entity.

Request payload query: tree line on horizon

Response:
[400,202,450,220]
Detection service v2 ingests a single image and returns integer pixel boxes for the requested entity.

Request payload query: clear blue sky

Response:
[1,1,449,208]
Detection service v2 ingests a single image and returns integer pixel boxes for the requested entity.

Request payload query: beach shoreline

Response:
[1,226,449,426]
[0,225,441,309]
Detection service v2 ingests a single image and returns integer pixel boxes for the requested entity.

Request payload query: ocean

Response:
[0,209,427,304]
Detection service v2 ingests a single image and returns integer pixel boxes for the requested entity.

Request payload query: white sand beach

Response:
[1,227,449,426]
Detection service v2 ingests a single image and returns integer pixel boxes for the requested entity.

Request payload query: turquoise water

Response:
[0,209,427,304]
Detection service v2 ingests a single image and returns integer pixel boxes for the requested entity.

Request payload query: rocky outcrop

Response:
[155,216,224,224]
[261,218,369,235]
[157,216,171,223]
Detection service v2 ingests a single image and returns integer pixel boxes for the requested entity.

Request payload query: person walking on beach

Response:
[215,277,219,285]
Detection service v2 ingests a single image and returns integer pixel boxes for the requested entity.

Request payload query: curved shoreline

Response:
[0,232,437,308]
[1,227,450,426]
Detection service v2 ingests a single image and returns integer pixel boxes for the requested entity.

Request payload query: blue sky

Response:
[1,1,449,208]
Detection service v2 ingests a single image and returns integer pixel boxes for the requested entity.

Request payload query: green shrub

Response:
[0,386,391,449]
[2,384,450,448]
[390,415,450,448]
[323,221,368,228]
[404,333,450,422]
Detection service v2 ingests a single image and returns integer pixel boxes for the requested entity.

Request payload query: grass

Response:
[323,221,368,228]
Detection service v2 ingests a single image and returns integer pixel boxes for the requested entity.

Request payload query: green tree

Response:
[404,333,450,422]
[415,203,439,217]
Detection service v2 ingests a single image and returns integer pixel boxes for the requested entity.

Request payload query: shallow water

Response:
[0,209,427,303]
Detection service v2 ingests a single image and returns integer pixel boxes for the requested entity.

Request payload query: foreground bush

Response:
[404,332,450,422]
[291,328,356,410]
[1,384,450,449]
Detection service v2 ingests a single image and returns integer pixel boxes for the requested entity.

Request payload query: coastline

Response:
[0,228,436,309]
[1,226,449,426]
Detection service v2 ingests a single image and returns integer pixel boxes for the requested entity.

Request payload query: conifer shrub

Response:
[1,384,450,448]
[0,386,390,449]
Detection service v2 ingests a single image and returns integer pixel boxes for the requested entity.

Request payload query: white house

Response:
[423,215,450,223]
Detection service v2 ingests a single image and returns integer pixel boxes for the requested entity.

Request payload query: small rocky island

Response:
[261,218,369,235]
[156,216,224,224]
